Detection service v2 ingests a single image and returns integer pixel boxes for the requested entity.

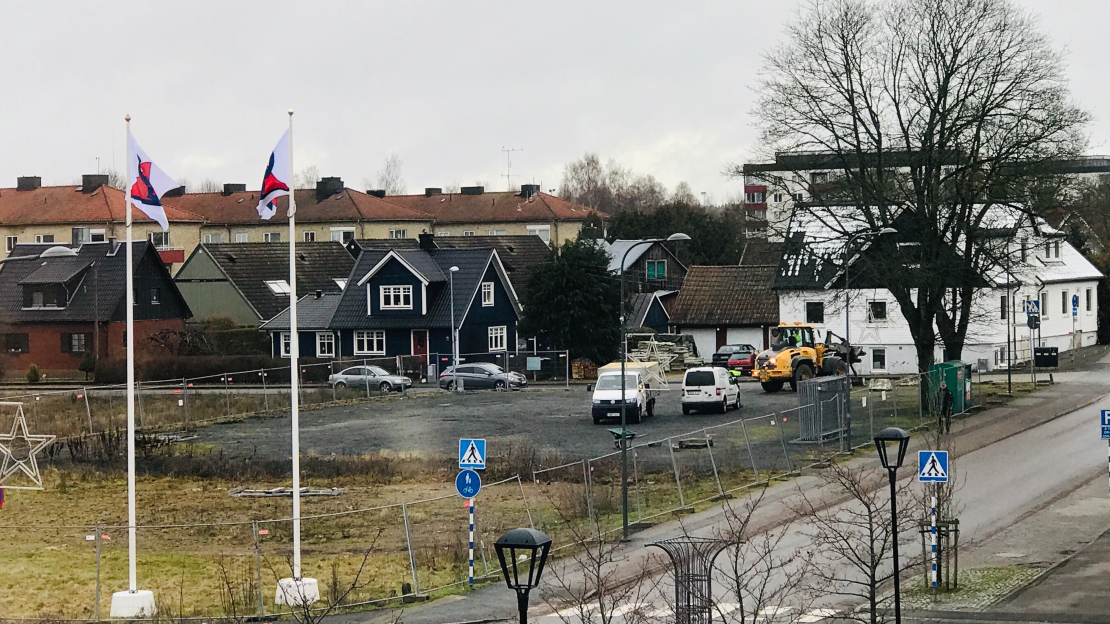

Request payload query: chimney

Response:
[16,176,41,191]
[315,289,323,299]
[367,189,386,198]
[418,231,438,251]
[315,176,344,201]
[222,183,246,195]
[81,174,109,194]
[108,237,120,254]
[520,183,540,198]
[424,187,442,197]
[460,186,484,196]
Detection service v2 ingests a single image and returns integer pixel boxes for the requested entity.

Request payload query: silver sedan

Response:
[328,365,412,392]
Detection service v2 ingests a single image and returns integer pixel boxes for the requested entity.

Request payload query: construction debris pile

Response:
[626,334,703,371]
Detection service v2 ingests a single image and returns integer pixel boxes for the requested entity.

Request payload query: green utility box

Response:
[927,361,973,415]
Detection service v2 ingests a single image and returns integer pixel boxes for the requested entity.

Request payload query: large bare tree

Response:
[741,0,1089,370]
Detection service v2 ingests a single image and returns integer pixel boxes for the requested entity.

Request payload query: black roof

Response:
[350,236,553,291]
[260,293,342,331]
[184,242,356,321]
[0,241,189,322]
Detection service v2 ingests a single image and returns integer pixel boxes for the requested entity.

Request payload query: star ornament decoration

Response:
[0,406,55,490]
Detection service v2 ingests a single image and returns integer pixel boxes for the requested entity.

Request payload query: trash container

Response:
[1033,347,1058,368]
[927,361,973,415]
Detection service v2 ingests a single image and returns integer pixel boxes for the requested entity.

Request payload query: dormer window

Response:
[381,285,412,310]
[32,291,43,307]
[265,280,291,295]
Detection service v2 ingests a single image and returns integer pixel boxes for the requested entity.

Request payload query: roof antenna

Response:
[502,147,522,192]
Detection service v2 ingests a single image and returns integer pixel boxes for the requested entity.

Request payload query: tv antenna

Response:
[502,147,522,191]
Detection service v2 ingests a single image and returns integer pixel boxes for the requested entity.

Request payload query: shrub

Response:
[25,364,40,383]
[78,351,96,380]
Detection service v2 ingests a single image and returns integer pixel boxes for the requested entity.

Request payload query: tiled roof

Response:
[382,191,606,224]
[0,184,204,225]
[192,242,356,321]
[739,239,784,267]
[261,293,342,331]
[669,265,779,326]
[168,188,432,225]
[0,241,187,322]
[392,235,553,288]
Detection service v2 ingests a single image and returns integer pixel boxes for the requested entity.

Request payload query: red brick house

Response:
[0,240,192,373]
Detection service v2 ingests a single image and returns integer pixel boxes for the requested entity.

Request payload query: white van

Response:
[591,362,663,424]
[681,366,740,414]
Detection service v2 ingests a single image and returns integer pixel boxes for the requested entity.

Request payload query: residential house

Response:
[381,184,606,246]
[168,178,433,247]
[0,175,205,273]
[174,241,356,325]
[627,291,675,334]
[602,239,688,293]
[261,238,521,367]
[773,205,1102,375]
[0,240,192,372]
[669,265,780,359]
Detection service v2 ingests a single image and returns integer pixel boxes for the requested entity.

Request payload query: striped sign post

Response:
[468,499,476,585]
[930,486,938,590]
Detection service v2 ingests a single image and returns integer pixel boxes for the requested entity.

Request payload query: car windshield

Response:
[367,366,390,376]
[716,346,740,355]
[685,371,716,386]
[596,374,637,390]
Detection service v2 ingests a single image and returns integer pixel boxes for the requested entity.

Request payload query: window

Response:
[810,172,829,185]
[1,333,28,354]
[90,229,105,242]
[151,287,161,305]
[463,231,475,237]
[1020,239,1028,262]
[867,301,887,322]
[333,278,348,290]
[330,228,355,242]
[263,232,281,242]
[35,234,54,243]
[234,233,249,243]
[805,301,824,324]
[488,325,507,351]
[265,280,291,295]
[71,227,90,244]
[64,332,89,353]
[773,193,783,203]
[316,332,335,358]
[1062,290,1069,315]
[488,230,506,236]
[1001,295,1008,320]
[380,285,413,309]
[1087,288,1093,312]
[745,191,765,203]
[354,330,386,355]
[526,225,551,243]
[389,229,407,239]
[5,236,16,252]
[481,282,494,306]
[436,231,451,237]
[304,231,316,242]
[31,291,44,307]
[280,332,291,357]
[646,260,667,279]
[1055,241,1061,258]
[872,348,887,371]
[792,193,804,202]
[149,232,171,250]
[1039,291,1049,319]
[203,233,222,244]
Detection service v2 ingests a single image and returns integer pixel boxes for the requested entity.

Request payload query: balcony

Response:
[158,249,185,264]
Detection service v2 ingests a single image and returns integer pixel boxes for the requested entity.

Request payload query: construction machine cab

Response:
[770,325,816,351]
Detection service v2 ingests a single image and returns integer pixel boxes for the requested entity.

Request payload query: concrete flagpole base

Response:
[275,577,320,606]
[110,590,156,618]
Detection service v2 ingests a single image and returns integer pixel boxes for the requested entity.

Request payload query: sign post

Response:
[457,438,486,587]
[1101,411,1110,495]
[1025,300,1040,386]
[918,450,949,591]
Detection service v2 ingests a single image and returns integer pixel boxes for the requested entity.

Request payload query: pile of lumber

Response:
[627,335,703,371]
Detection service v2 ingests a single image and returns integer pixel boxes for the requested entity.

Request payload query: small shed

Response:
[668,265,779,359]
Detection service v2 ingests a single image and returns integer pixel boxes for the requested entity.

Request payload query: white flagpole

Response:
[124,114,138,594]
[287,109,302,579]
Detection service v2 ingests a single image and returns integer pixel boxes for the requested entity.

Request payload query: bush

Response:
[78,351,96,380]
[25,364,40,383]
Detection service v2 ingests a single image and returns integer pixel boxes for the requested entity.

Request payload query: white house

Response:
[774,206,1101,374]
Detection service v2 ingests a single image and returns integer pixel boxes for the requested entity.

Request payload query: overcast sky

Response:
[1,0,1106,203]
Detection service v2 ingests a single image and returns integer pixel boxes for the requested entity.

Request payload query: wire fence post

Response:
[401,502,421,596]
[364,359,371,399]
[668,437,687,510]
[252,520,265,618]
[224,374,231,417]
[704,428,724,499]
[261,370,270,412]
[136,381,145,428]
[94,524,102,621]
[83,387,93,434]
[632,446,644,523]
[515,476,535,529]
[582,459,595,525]
[182,378,191,425]
[776,412,795,474]
[739,416,760,484]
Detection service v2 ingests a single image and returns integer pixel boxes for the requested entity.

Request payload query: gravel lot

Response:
[198,380,804,461]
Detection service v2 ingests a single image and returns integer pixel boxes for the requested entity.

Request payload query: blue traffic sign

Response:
[1073,294,1079,318]
[459,438,486,470]
[918,450,949,483]
[1101,410,1110,440]
[455,469,482,498]
[1025,300,1040,317]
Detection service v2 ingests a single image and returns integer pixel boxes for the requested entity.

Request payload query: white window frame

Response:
[354,330,386,355]
[202,233,222,244]
[316,332,335,358]
[330,227,355,242]
[5,236,16,252]
[1061,290,1069,316]
[265,280,291,295]
[792,192,804,202]
[1000,295,1008,320]
[488,230,506,236]
[481,282,494,307]
[805,301,824,325]
[90,229,106,242]
[463,230,475,237]
[149,231,171,250]
[389,229,407,239]
[772,193,783,203]
[380,285,413,310]
[234,233,249,243]
[263,232,281,242]
[1039,291,1049,319]
[436,231,451,237]
[867,300,888,323]
[71,333,87,353]
[303,231,316,242]
[35,234,54,243]
[488,325,507,352]
[1087,288,1094,313]
[526,225,551,243]
[871,347,887,372]
[280,332,291,357]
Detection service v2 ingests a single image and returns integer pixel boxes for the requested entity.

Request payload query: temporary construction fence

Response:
[429,350,571,384]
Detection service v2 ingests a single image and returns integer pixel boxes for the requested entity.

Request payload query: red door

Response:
[715,327,728,350]
[411,330,428,365]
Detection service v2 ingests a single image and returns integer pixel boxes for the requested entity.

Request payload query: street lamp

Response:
[618,232,689,540]
[0,245,79,265]
[874,426,910,624]
[843,227,897,358]
[494,528,552,624]
[449,266,460,393]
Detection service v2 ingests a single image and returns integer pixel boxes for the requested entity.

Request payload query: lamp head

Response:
[878,227,898,236]
[666,233,692,242]
[39,246,78,259]
[449,266,460,272]
[874,427,911,469]
[494,527,552,592]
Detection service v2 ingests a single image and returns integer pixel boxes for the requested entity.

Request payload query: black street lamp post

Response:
[874,426,910,624]
[494,528,552,624]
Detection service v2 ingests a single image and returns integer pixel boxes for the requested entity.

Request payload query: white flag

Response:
[128,134,178,231]
[256,129,291,220]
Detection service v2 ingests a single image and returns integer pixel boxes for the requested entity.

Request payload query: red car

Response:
[726,349,756,374]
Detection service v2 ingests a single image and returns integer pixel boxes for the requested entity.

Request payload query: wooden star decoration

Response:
[0,405,55,490]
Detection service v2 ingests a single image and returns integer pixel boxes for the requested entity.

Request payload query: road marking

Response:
[757,606,794,620]
[553,603,597,618]
[796,608,838,623]
[610,603,638,616]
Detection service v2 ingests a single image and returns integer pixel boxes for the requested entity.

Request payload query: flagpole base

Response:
[276,577,319,606]
[110,590,156,618]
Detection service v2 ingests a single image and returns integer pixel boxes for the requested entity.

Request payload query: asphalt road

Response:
[196,380,802,460]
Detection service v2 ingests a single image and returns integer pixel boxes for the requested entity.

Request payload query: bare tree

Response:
[369,153,407,195]
[194,178,223,194]
[559,153,670,214]
[738,0,1090,370]
[216,556,259,624]
[295,166,320,190]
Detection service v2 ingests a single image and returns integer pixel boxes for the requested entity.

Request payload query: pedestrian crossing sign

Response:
[459,438,486,470]
[918,450,949,483]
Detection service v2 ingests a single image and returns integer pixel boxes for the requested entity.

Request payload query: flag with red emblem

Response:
[127,134,178,231]
[256,129,291,220]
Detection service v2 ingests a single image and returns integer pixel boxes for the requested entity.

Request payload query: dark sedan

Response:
[438,363,528,391]
[711,343,757,367]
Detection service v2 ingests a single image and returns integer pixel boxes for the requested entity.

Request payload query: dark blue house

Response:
[261,237,521,366]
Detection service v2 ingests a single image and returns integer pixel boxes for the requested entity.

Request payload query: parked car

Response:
[681,366,741,414]
[439,363,528,391]
[590,361,663,424]
[726,348,757,374]
[712,343,757,367]
[329,365,412,392]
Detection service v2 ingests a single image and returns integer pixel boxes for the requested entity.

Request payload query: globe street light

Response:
[618,232,689,540]
[494,528,552,624]
[874,426,910,624]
